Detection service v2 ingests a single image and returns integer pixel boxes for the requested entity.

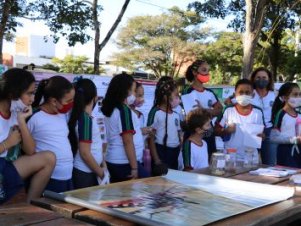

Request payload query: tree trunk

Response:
[242,0,268,78]
[0,0,12,64]
[92,0,100,74]
[97,0,130,59]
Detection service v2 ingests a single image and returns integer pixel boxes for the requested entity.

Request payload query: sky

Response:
[3,0,231,61]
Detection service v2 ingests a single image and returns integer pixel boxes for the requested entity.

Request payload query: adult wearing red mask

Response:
[182,60,223,159]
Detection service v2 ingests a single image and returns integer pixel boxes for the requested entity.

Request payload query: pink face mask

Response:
[170,96,181,109]
[197,73,210,83]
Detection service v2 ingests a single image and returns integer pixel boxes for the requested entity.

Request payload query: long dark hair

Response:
[250,67,274,91]
[271,82,299,123]
[68,79,97,155]
[101,73,134,117]
[154,76,173,106]
[185,60,207,82]
[32,76,73,108]
[0,68,35,101]
[154,79,177,149]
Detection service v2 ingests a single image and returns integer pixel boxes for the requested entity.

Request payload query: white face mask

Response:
[236,95,253,107]
[10,99,28,113]
[288,97,301,108]
[126,94,136,105]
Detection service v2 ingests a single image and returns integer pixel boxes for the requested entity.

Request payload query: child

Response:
[182,60,223,158]
[28,76,75,193]
[0,68,55,204]
[68,78,108,189]
[270,82,301,168]
[147,79,181,170]
[101,73,149,183]
[181,108,211,171]
[215,79,265,163]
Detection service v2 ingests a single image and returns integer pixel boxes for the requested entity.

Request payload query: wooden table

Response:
[0,202,93,226]
[30,166,301,226]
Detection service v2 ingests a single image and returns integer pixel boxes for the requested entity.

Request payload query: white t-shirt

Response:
[0,113,15,158]
[273,109,300,138]
[216,105,264,161]
[74,112,103,173]
[181,139,209,170]
[27,110,73,180]
[252,91,275,128]
[105,104,144,164]
[181,86,219,113]
[147,107,181,148]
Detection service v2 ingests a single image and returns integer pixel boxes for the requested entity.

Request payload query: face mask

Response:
[202,126,213,138]
[288,97,301,108]
[197,73,210,83]
[255,79,269,89]
[58,101,73,114]
[236,95,253,107]
[170,96,181,109]
[127,94,136,105]
[133,98,144,108]
[10,99,28,113]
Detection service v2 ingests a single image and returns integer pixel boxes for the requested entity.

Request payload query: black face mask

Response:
[255,80,269,89]
[203,126,214,138]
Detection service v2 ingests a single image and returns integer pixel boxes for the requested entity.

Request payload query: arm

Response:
[79,142,104,178]
[122,133,138,179]
[0,129,21,154]
[147,136,161,165]
[209,101,223,117]
[270,129,299,144]
[18,107,35,155]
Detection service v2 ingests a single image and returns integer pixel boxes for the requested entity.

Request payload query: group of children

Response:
[1,59,301,204]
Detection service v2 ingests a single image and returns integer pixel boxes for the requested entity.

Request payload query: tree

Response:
[113,8,205,78]
[202,32,243,84]
[92,0,130,74]
[52,55,105,74]
[189,0,269,78]
[0,0,94,64]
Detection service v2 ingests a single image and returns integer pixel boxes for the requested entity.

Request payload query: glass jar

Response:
[244,148,254,168]
[225,148,236,172]
[210,153,226,175]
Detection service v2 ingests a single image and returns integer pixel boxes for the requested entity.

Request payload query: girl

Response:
[182,60,223,158]
[101,73,149,183]
[68,78,107,189]
[270,82,301,168]
[28,76,75,192]
[147,79,181,170]
[181,108,211,171]
[0,68,55,204]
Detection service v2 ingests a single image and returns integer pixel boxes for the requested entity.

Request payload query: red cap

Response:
[227,148,236,153]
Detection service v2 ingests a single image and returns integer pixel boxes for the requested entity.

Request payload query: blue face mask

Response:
[255,80,269,89]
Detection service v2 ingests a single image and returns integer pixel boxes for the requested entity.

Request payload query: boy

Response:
[215,79,265,164]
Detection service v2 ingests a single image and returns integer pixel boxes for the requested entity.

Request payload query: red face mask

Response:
[58,101,73,114]
[197,73,210,83]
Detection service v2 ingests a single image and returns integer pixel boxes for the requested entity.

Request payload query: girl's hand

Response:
[225,124,236,134]
[296,136,301,144]
[97,167,105,180]
[257,133,266,140]
[6,127,21,147]
[193,99,202,109]
[128,168,138,179]
[17,106,33,121]
[141,127,154,136]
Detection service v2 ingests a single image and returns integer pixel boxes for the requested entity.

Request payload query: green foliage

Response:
[202,32,243,84]
[41,63,60,72]
[1,0,98,46]
[113,8,206,78]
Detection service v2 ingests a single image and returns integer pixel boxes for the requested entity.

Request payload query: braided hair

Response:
[154,79,177,150]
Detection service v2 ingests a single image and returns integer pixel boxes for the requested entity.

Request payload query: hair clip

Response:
[73,76,83,83]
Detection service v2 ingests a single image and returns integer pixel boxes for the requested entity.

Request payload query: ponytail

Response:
[271,96,284,124]
[68,89,85,156]
[32,79,49,108]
